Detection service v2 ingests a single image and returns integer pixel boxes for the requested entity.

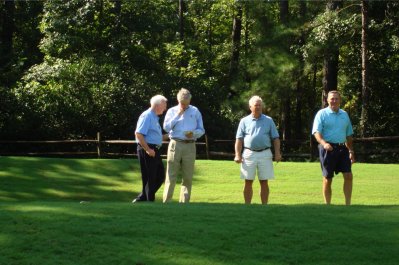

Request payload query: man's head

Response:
[177,88,192,110]
[327,90,341,112]
[249,96,263,118]
[150,95,167,115]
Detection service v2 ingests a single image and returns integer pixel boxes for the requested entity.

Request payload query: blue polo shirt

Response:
[135,108,163,145]
[236,114,279,150]
[312,107,353,143]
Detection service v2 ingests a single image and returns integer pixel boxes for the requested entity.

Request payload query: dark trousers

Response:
[136,144,165,201]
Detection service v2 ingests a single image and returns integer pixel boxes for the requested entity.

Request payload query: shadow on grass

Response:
[0,202,398,265]
[0,156,140,202]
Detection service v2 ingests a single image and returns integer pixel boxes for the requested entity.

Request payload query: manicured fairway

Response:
[1,157,398,265]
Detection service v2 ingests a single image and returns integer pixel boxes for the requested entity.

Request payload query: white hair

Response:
[177,88,192,102]
[150,95,167,106]
[249,95,263,107]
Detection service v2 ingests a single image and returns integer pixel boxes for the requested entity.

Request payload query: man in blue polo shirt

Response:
[234,96,282,204]
[312,90,355,205]
[133,95,167,203]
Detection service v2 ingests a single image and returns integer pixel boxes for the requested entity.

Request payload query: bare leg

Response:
[259,180,269,204]
[343,172,353,205]
[323,177,333,205]
[243,180,253,204]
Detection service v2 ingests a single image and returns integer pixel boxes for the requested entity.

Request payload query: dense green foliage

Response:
[0,1,398,140]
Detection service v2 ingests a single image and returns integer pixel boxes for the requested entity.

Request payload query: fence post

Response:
[97,132,102,158]
[205,134,210,159]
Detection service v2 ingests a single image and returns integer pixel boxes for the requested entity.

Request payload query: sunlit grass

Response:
[0,156,398,265]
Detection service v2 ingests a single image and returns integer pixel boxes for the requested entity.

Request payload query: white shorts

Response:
[240,148,274,180]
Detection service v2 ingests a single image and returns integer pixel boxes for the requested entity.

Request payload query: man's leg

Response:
[243,180,254,204]
[257,150,274,205]
[163,141,181,203]
[259,180,269,204]
[323,177,333,204]
[135,147,148,201]
[154,155,165,193]
[179,143,196,203]
[146,151,162,202]
[343,172,353,205]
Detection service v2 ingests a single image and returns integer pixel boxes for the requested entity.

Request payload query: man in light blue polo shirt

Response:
[234,96,282,204]
[312,90,355,205]
[133,95,167,203]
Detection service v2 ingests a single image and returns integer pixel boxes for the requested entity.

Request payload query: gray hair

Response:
[177,88,192,102]
[327,90,341,98]
[150,95,167,106]
[249,95,263,107]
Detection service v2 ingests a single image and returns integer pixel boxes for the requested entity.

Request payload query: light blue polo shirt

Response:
[135,108,163,145]
[312,107,353,143]
[236,114,279,150]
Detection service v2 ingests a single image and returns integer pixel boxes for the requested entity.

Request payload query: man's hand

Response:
[274,152,282,162]
[146,148,156,157]
[349,152,356,164]
[184,131,194,139]
[323,143,333,151]
[234,155,242,163]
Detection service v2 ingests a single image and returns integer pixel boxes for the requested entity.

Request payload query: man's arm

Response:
[163,108,180,133]
[273,138,282,162]
[193,111,205,139]
[346,135,355,163]
[135,132,155,157]
[314,132,333,151]
[234,138,243,163]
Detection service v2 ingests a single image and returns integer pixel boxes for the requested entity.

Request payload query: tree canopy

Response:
[0,0,398,141]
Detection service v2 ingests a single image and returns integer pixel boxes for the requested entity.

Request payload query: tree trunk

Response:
[207,0,213,76]
[228,2,242,84]
[279,0,291,139]
[179,0,185,41]
[322,1,342,107]
[279,0,289,24]
[294,1,307,139]
[244,2,251,86]
[0,0,15,70]
[360,0,370,137]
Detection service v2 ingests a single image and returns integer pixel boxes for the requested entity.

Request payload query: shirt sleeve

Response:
[135,113,150,135]
[193,110,205,139]
[163,108,179,133]
[312,110,323,135]
[346,113,354,136]
[236,119,245,139]
[270,119,279,139]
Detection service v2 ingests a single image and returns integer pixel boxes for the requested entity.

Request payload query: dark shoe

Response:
[132,198,146,203]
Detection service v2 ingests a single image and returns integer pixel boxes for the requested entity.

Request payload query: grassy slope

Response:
[0,157,398,265]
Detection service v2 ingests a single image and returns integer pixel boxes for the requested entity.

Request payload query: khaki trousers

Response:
[163,139,196,203]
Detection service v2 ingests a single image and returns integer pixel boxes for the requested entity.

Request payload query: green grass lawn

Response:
[1,156,398,265]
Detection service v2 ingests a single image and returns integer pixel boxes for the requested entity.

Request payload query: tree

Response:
[228,0,243,94]
[279,0,291,140]
[0,0,14,74]
[360,0,369,137]
[322,0,342,107]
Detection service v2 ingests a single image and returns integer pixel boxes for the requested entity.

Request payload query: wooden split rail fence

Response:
[1,133,398,162]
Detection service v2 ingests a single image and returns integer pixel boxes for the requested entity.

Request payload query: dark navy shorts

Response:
[318,144,351,178]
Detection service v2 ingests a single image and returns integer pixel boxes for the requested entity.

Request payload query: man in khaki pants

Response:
[163,88,205,203]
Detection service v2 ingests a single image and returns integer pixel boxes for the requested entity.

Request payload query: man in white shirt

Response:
[163,88,205,203]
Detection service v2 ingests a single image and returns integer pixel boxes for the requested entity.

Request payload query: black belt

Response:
[140,143,162,150]
[172,138,195,143]
[328,142,346,147]
[244,147,270,152]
